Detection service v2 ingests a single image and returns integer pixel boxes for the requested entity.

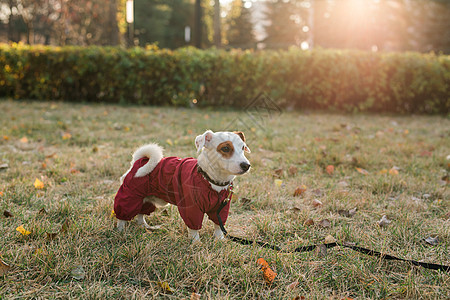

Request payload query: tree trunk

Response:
[213,0,221,47]
[194,0,202,48]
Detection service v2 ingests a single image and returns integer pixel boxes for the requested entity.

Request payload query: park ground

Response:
[0,100,449,299]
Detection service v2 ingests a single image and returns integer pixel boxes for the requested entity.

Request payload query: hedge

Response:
[1,44,449,113]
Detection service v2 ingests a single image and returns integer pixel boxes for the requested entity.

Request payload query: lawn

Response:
[0,100,449,299]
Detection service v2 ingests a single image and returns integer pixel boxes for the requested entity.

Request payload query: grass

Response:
[0,99,449,299]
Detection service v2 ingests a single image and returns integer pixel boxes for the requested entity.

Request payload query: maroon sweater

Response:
[114,157,232,230]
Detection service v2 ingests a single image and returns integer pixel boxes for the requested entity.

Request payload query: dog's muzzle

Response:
[239,162,251,173]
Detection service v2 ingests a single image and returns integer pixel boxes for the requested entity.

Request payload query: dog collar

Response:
[197,165,232,187]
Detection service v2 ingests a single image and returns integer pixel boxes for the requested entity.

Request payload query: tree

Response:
[226,0,255,49]
[264,0,306,49]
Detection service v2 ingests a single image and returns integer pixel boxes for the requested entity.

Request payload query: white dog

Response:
[114,130,251,241]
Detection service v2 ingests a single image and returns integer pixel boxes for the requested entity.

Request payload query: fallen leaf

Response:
[3,210,13,218]
[0,259,11,276]
[326,165,334,175]
[273,168,283,178]
[110,209,116,218]
[312,199,323,207]
[294,185,307,197]
[338,207,357,217]
[0,191,3,197]
[20,137,28,143]
[356,167,369,175]
[231,193,239,202]
[378,169,388,174]
[71,265,85,280]
[292,297,306,300]
[324,235,336,244]
[0,163,8,170]
[16,225,31,236]
[389,167,399,175]
[166,139,173,146]
[424,236,439,246]
[33,178,44,189]
[274,179,283,187]
[288,166,298,176]
[318,219,331,228]
[304,218,314,226]
[61,219,70,233]
[62,132,72,140]
[291,206,302,212]
[256,258,277,285]
[158,281,173,293]
[38,207,48,214]
[377,215,391,227]
[3,135,9,140]
[190,292,201,300]
[46,232,58,241]
[420,150,432,157]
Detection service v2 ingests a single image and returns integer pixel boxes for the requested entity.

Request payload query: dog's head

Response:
[195,130,251,175]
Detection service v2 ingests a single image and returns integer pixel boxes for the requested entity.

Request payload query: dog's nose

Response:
[240,162,251,172]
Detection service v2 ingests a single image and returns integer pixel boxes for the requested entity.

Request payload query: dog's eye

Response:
[221,146,230,153]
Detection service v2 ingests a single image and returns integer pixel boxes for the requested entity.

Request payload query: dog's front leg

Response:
[187,228,200,242]
[214,224,224,240]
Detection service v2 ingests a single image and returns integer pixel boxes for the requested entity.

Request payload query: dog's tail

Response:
[120,144,164,183]
[132,143,164,178]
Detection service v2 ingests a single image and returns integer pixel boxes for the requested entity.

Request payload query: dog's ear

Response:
[233,131,246,142]
[195,130,214,153]
[234,131,251,153]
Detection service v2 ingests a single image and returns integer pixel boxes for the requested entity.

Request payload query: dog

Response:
[114,130,251,241]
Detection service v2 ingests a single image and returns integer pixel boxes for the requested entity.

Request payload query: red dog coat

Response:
[114,157,232,230]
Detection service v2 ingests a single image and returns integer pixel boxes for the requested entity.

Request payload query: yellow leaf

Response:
[16,225,31,236]
[356,167,369,175]
[274,179,283,187]
[110,209,116,218]
[62,132,72,140]
[34,178,45,189]
[0,259,11,276]
[166,139,173,146]
[157,281,173,293]
[20,136,28,143]
[378,169,388,174]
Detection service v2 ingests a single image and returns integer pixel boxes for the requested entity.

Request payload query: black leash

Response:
[216,200,450,272]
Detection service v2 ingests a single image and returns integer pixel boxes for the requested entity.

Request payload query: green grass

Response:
[0,100,449,299]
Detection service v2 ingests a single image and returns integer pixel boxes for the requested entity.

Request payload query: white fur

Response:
[117,131,251,242]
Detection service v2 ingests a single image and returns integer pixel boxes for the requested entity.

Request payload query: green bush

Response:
[0,43,449,113]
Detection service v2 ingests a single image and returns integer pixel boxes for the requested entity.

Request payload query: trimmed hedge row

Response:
[1,44,449,113]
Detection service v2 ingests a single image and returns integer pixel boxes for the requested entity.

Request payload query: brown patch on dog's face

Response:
[217,141,234,159]
[233,131,246,142]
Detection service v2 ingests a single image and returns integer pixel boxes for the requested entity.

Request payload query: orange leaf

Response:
[257,258,276,284]
[0,259,11,276]
[356,167,369,175]
[326,165,334,175]
[33,178,44,189]
[20,136,28,143]
[293,185,307,197]
[389,167,399,175]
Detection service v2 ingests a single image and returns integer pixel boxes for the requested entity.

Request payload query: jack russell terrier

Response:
[114,130,251,241]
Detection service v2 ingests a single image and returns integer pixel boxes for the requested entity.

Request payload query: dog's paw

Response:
[117,220,126,231]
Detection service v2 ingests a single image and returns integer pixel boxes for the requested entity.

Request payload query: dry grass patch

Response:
[0,100,449,299]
